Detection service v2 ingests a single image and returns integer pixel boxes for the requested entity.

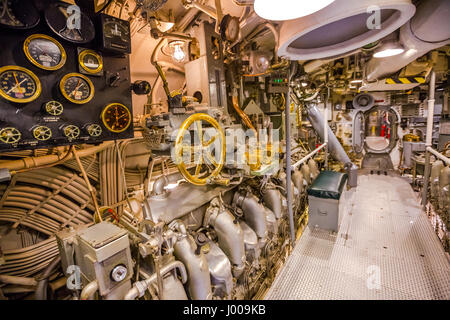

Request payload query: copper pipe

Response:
[1,141,114,172]
[231,96,256,133]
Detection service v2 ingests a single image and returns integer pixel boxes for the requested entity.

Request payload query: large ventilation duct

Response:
[364,0,450,82]
[306,104,358,187]
[277,0,416,60]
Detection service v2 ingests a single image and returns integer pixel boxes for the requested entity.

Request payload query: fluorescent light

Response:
[254,0,336,21]
[373,41,405,58]
[350,79,363,84]
[373,48,404,58]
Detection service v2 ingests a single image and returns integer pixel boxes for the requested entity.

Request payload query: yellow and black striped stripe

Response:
[385,77,426,85]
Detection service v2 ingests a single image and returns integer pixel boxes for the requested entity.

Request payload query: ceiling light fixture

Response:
[169,40,186,63]
[373,42,405,58]
[254,0,336,21]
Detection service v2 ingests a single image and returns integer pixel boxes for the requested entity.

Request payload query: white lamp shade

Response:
[254,0,336,21]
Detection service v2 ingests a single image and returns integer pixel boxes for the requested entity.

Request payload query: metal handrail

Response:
[427,147,450,165]
[292,143,327,170]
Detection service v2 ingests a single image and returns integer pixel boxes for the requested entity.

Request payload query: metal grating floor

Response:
[265,174,450,300]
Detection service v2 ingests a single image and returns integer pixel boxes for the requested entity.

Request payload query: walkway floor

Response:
[265,174,450,300]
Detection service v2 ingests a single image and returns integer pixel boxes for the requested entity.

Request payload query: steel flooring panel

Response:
[265,174,450,300]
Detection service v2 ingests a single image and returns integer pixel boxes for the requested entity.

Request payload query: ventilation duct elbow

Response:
[364,0,450,82]
[277,0,415,60]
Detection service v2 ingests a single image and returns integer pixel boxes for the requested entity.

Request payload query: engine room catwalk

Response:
[266,173,450,300]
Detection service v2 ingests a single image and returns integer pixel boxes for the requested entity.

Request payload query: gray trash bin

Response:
[307,171,348,233]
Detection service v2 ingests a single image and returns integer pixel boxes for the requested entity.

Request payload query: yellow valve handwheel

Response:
[33,126,52,141]
[0,127,21,144]
[174,113,226,186]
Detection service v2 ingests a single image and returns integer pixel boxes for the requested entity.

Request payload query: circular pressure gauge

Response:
[78,49,103,74]
[45,2,95,44]
[101,103,132,133]
[0,65,41,103]
[23,34,66,71]
[59,73,94,104]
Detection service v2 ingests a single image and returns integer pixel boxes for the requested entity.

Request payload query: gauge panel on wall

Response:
[0,3,134,152]
[59,73,95,104]
[78,48,103,76]
[101,103,132,133]
[23,34,67,71]
[99,14,131,54]
[0,0,40,30]
[0,66,41,103]
[45,1,96,44]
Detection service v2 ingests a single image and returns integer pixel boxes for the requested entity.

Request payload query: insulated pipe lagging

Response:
[173,235,212,300]
[233,192,268,241]
[262,189,283,220]
[208,208,246,277]
[306,104,358,187]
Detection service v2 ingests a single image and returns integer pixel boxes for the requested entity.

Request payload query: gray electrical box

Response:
[56,222,133,299]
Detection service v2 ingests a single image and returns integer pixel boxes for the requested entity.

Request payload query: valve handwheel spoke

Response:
[175,113,225,186]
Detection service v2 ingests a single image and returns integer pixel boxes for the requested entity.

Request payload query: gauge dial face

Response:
[45,2,95,44]
[79,49,103,74]
[0,0,40,29]
[59,73,94,104]
[0,66,41,103]
[100,14,131,53]
[0,0,22,27]
[24,34,66,70]
[101,103,132,133]
[104,21,129,42]
[224,16,240,42]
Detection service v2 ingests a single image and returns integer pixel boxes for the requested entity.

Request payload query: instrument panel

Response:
[0,1,133,152]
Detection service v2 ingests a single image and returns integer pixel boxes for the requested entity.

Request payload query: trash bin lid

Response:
[307,171,348,200]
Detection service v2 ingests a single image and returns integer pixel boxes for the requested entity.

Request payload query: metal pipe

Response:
[190,1,217,20]
[284,71,295,244]
[80,280,99,300]
[422,71,436,209]
[324,90,329,169]
[0,275,37,286]
[292,144,327,169]
[35,256,61,300]
[1,141,114,172]
[124,260,187,300]
[427,147,450,166]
